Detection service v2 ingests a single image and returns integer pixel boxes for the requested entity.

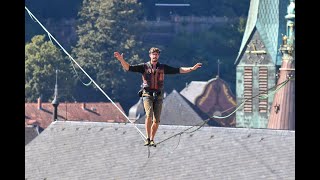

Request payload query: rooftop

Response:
[25,121,295,179]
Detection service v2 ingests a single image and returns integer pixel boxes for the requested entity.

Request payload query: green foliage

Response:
[25,35,75,102]
[71,0,145,103]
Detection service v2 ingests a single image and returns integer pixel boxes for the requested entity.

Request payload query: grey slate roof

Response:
[25,121,295,180]
[25,125,39,145]
[136,89,218,126]
[128,98,145,121]
[180,81,208,104]
[234,0,287,66]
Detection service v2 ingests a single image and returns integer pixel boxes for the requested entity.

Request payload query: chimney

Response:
[37,97,42,110]
[82,102,86,110]
[51,70,59,121]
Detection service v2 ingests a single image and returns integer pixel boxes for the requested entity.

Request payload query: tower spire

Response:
[268,0,295,130]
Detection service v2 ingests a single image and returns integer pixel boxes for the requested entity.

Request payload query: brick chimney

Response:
[37,97,42,110]
[82,102,86,110]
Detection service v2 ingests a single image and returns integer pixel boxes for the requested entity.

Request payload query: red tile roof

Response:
[25,101,127,129]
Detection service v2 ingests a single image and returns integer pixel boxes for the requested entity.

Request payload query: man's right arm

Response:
[114,52,129,71]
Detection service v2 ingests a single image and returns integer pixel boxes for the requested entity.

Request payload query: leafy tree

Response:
[25,35,74,102]
[71,0,146,106]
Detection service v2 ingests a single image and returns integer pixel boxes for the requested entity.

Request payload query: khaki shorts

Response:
[142,94,163,123]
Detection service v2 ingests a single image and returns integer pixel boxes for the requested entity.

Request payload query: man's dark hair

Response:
[149,47,161,54]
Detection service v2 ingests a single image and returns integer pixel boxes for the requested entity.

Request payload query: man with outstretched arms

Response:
[114,47,202,147]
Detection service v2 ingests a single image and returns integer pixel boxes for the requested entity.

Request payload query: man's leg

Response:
[143,97,153,145]
[150,122,159,141]
[145,116,152,139]
[149,99,163,146]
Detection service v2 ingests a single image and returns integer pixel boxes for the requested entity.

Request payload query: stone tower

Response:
[234,0,287,128]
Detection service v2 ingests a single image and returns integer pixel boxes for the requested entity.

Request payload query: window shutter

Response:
[244,67,253,112]
[259,67,268,113]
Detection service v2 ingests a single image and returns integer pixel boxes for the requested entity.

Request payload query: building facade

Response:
[234,0,287,128]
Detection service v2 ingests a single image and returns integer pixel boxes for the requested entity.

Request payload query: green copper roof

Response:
[235,0,287,66]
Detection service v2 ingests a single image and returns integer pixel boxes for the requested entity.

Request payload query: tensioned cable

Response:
[25,6,147,141]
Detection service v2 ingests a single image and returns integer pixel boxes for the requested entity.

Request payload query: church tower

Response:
[234,0,287,128]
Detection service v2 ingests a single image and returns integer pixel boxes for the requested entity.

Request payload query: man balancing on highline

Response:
[114,47,202,147]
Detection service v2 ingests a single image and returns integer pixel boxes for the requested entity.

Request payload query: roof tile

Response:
[25,102,127,129]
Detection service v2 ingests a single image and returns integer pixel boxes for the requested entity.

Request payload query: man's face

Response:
[149,52,159,63]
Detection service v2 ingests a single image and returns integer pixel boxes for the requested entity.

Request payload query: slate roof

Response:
[128,98,145,121]
[25,101,127,129]
[234,0,287,65]
[25,125,39,145]
[135,90,219,126]
[180,81,208,104]
[25,121,295,179]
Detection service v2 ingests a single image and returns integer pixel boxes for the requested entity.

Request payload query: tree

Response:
[25,35,74,102]
[71,0,145,106]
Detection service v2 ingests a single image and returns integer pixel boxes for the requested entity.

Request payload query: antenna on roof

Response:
[217,59,221,78]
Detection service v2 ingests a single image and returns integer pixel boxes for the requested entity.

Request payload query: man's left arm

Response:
[179,63,202,73]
